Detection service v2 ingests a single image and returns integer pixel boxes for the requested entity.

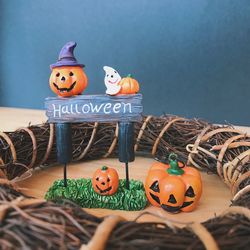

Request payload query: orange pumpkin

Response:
[145,159,184,208]
[49,66,88,97]
[145,153,202,213]
[118,74,140,94]
[159,176,186,213]
[92,166,119,195]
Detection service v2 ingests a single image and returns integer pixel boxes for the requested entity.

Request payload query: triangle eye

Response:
[150,181,160,193]
[185,186,195,197]
[168,194,177,204]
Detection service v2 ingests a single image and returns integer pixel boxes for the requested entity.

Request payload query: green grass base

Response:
[45,178,148,211]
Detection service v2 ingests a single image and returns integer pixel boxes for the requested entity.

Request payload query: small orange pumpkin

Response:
[49,66,88,97]
[118,74,140,94]
[145,153,202,213]
[92,166,119,195]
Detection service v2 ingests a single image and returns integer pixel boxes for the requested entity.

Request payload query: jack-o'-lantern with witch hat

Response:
[49,41,88,97]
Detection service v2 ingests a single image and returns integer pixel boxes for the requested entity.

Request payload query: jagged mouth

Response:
[161,204,181,213]
[96,185,112,194]
[53,81,76,92]
[181,201,194,208]
[149,192,160,204]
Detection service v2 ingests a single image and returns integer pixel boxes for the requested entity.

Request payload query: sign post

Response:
[45,94,143,188]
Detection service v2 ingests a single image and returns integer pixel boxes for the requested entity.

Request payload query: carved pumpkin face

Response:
[92,166,119,195]
[159,176,186,213]
[180,170,202,212]
[145,169,166,207]
[118,74,140,94]
[145,154,202,213]
[49,66,88,97]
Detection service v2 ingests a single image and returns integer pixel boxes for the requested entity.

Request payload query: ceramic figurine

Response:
[145,153,202,213]
[49,41,88,97]
[92,166,119,195]
[103,67,140,96]
[119,74,140,94]
[45,51,145,210]
[48,41,88,187]
[103,66,122,95]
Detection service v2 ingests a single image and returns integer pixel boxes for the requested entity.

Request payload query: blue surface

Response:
[1,0,250,124]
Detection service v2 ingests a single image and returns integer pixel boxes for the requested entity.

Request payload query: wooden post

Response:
[55,123,72,187]
[118,122,135,189]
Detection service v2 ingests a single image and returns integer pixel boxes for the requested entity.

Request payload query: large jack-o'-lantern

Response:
[49,41,88,97]
[145,153,202,213]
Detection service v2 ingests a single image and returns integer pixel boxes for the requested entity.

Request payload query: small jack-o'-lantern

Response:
[118,74,140,94]
[145,153,202,213]
[92,166,119,195]
[49,66,87,97]
[49,41,88,97]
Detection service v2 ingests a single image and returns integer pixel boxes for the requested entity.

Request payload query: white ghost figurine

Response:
[103,66,121,95]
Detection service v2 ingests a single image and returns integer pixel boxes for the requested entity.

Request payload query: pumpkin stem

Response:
[101,166,108,171]
[127,74,133,78]
[167,153,184,175]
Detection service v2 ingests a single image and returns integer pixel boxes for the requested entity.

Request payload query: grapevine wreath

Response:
[0,115,249,249]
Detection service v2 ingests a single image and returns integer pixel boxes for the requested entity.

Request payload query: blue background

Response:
[1,0,250,125]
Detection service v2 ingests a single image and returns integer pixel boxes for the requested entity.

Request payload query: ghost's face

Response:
[103,66,121,95]
[104,66,121,86]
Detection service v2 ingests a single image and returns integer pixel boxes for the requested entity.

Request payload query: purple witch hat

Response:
[50,41,85,69]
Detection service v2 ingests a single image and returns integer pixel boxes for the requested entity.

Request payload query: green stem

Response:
[101,166,108,171]
[167,153,184,175]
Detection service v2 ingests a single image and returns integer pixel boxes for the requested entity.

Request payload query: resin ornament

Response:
[92,166,119,195]
[45,45,144,210]
[145,153,202,213]
[103,66,121,95]
[49,42,88,97]
[46,178,147,211]
[103,67,140,96]
[118,74,140,94]
[48,41,89,187]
